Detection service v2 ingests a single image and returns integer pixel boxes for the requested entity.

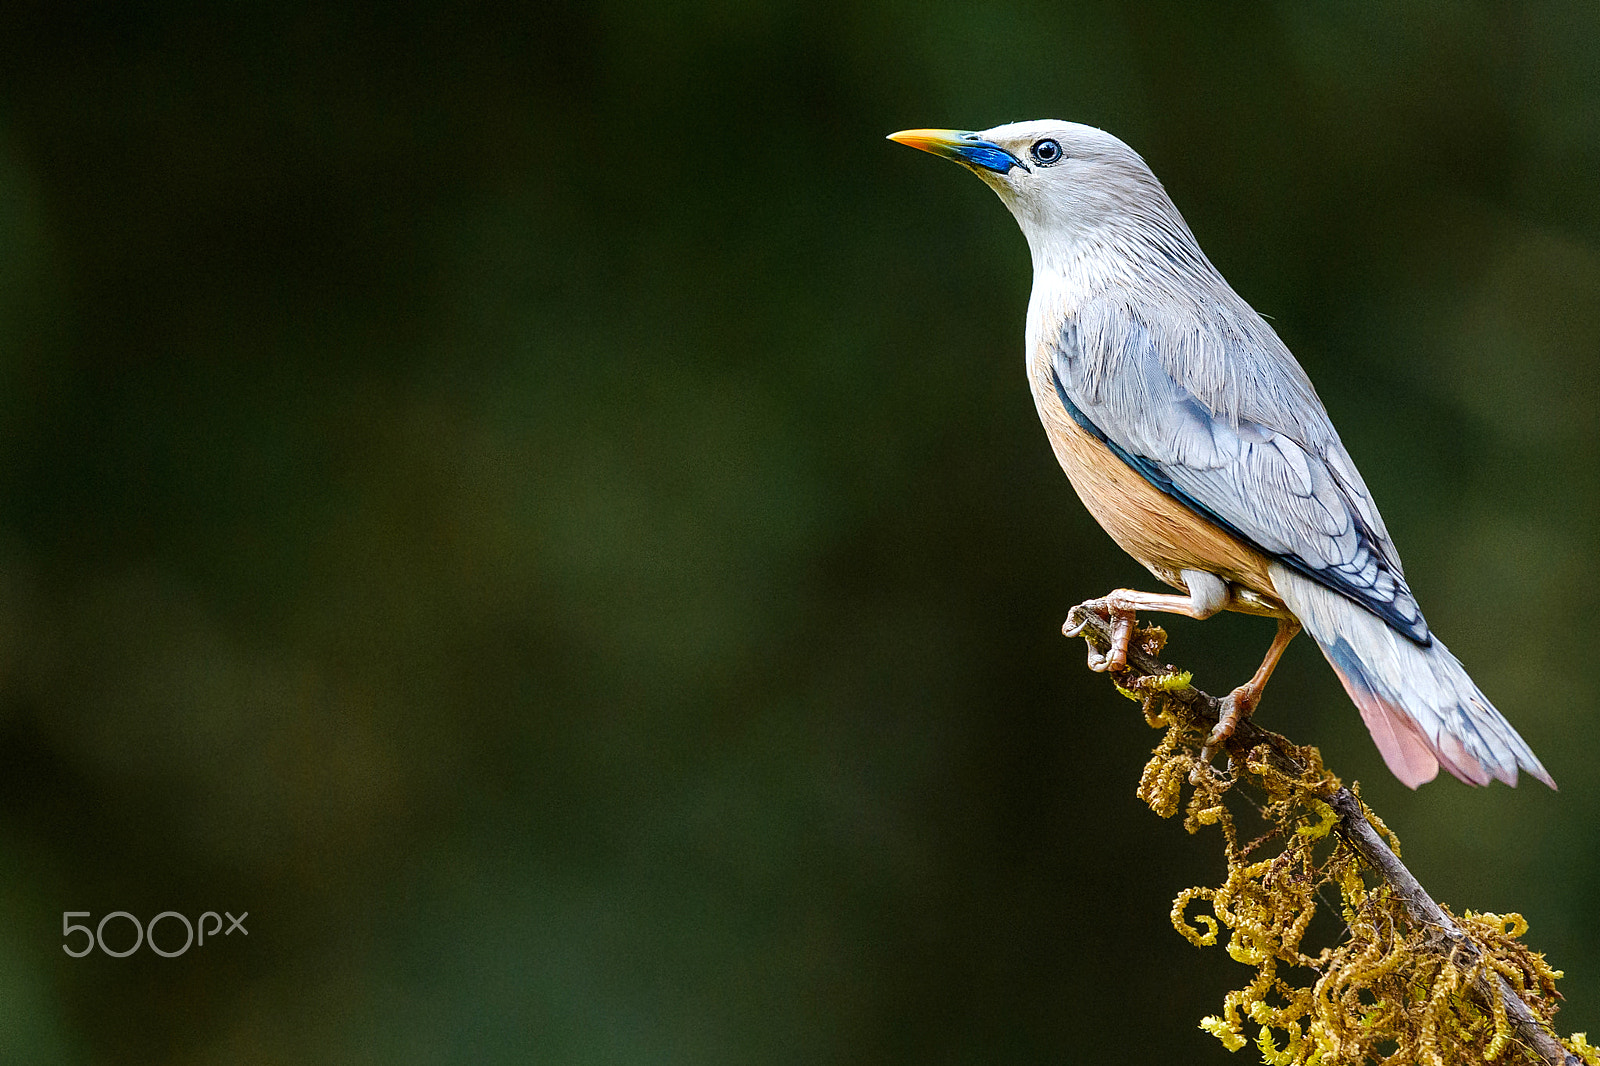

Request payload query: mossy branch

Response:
[1064,602,1589,1066]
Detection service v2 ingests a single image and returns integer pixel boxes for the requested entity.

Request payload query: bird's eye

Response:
[1030,139,1063,165]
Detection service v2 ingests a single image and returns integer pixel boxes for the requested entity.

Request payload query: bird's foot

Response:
[1200,684,1262,765]
[1063,596,1138,673]
[1062,601,1108,669]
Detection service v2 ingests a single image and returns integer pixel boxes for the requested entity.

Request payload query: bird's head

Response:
[888,120,1191,271]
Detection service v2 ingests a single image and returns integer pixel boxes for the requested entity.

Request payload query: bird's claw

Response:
[1199,686,1260,765]
[1104,603,1136,672]
[1062,603,1095,639]
[1064,599,1129,673]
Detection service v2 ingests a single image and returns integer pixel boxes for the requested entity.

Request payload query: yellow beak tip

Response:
[887,129,961,154]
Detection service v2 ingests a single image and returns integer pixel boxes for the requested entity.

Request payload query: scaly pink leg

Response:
[1063,574,1229,673]
[1201,617,1302,761]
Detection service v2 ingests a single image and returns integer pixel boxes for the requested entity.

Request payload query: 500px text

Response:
[63,911,248,958]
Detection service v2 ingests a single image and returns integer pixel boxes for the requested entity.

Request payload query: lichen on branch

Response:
[1065,605,1593,1066]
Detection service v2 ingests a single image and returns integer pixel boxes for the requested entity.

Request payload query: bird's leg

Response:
[1064,571,1229,673]
[1201,617,1301,762]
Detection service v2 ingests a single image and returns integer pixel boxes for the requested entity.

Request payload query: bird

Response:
[888,121,1553,789]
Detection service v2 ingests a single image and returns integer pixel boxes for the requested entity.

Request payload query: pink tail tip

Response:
[1349,686,1441,789]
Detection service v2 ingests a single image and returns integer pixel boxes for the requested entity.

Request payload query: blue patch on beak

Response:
[887,129,1027,175]
[951,137,1025,174]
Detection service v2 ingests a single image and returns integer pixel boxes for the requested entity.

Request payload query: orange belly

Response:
[1029,353,1286,615]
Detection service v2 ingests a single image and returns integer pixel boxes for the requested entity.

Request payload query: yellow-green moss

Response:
[1117,624,1588,1065]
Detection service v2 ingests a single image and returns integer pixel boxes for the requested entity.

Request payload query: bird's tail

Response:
[1268,563,1554,789]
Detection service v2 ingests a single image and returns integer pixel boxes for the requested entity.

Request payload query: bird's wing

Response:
[1049,307,1430,644]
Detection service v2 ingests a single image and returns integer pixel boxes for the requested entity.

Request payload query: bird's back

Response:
[1030,240,1426,643]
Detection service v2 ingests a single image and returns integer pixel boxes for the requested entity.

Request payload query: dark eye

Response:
[1030,138,1063,165]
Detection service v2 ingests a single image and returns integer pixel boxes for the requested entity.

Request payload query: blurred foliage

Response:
[0,1,1595,1062]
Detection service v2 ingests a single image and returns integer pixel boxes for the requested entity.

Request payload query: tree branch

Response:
[1065,602,1580,1066]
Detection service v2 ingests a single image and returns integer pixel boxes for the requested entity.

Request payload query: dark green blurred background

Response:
[0,1,1596,1062]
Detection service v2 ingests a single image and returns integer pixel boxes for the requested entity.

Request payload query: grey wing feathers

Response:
[1051,303,1429,644]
